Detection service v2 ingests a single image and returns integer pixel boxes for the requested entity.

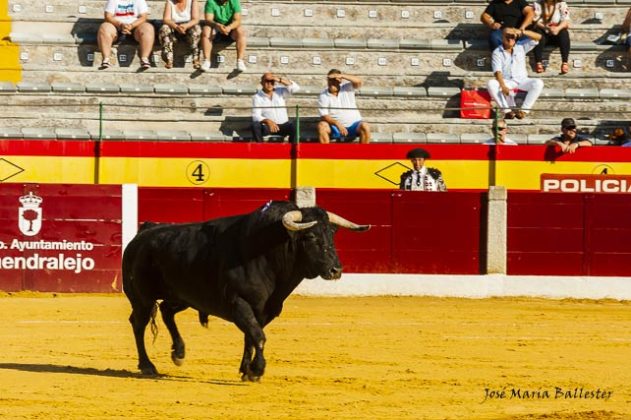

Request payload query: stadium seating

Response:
[1,0,629,142]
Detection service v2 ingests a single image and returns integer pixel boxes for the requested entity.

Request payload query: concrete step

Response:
[10,38,630,76]
[0,121,622,145]
[2,78,628,105]
[1,87,628,127]
[9,17,621,44]
[8,0,628,29]
[13,65,631,91]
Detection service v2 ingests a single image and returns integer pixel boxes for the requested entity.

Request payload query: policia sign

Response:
[541,174,631,193]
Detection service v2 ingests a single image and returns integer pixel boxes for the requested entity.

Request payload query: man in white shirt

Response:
[317,69,371,144]
[251,72,299,142]
[487,27,543,119]
[484,119,518,145]
[98,0,155,69]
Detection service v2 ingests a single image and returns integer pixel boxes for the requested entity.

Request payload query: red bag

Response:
[460,89,491,119]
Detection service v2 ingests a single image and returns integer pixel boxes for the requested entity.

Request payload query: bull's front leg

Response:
[232,296,266,382]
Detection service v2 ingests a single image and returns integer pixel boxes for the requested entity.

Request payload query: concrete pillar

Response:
[486,186,507,274]
[295,186,316,208]
[121,183,138,252]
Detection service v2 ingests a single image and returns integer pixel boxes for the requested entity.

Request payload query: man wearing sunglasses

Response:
[251,72,299,142]
[484,119,518,145]
[487,27,543,120]
[545,117,592,154]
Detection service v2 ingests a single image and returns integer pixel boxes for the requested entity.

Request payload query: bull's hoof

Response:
[139,363,159,376]
[171,343,185,366]
[241,370,261,382]
[171,353,185,366]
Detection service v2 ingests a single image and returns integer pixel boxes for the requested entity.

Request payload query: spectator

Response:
[159,0,202,69]
[622,8,631,56]
[200,0,247,73]
[251,72,299,142]
[98,0,155,69]
[484,119,518,145]
[317,69,371,144]
[532,0,571,74]
[399,148,447,192]
[608,127,631,147]
[481,0,534,51]
[545,117,593,153]
[487,27,544,120]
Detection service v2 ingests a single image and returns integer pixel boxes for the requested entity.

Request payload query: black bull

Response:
[122,201,369,381]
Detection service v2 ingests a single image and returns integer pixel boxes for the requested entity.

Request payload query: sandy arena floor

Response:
[0,293,629,419]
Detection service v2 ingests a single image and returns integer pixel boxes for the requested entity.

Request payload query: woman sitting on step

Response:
[159,0,202,69]
[531,0,572,74]
[98,0,155,69]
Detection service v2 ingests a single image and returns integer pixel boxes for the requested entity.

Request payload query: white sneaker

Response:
[236,59,246,72]
[200,60,211,72]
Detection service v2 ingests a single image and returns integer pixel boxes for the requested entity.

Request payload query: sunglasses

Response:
[504,34,517,40]
[497,126,507,130]
[564,126,577,130]
[263,79,276,84]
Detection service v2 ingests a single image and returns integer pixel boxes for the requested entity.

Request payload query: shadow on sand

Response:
[0,363,245,386]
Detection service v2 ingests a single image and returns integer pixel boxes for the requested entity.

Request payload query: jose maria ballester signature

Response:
[483,386,613,403]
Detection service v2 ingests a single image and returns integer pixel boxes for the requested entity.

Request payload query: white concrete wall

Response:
[295,274,631,300]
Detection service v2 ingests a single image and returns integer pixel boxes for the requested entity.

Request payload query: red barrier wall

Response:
[3,184,629,293]
[139,188,292,223]
[507,192,631,276]
[0,184,122,292]
[317,190,486,274]
[137,188,486,275]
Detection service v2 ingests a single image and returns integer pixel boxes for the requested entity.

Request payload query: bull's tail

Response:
[150,302,159,344]
[198,311,209,328]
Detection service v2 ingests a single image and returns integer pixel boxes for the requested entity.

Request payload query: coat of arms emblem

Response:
[19,192,43,236]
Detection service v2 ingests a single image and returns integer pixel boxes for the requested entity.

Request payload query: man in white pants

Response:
[487,27,543,119]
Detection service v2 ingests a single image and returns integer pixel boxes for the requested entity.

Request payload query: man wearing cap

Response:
[546,117,592,154]
[399,148,447,192]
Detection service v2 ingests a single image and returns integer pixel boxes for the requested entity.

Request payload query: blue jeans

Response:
[489,29,503,50]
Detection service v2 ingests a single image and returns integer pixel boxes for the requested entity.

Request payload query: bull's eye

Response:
[304,233,318,242]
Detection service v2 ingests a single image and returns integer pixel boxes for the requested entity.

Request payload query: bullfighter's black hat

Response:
[406,148,430,159]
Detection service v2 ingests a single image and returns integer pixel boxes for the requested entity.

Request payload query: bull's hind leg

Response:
[239,337,254,378]
[129,303,159,375]
[232,296,266,382]
[160,301,188,366]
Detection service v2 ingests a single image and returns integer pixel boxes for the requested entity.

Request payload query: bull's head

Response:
[282,208,370,280]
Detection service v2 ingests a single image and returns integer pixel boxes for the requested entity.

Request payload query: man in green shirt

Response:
[201,0,247,72]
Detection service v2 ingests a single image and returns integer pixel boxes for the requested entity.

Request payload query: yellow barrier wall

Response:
[0,0,21,83]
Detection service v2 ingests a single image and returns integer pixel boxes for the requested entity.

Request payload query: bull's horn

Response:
[282,210,318,231]
[327,212,371,231]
